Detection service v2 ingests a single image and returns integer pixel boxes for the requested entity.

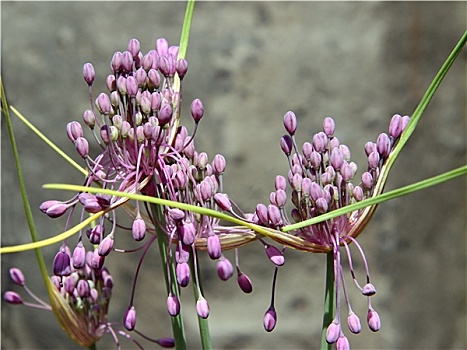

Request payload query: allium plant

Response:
[2,2,466,349]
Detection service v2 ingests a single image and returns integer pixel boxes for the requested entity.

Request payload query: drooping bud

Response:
[237,270,253,294]
[180,222,195,246]
[207,235,222,260]
[336,335,350,350]
[362,283,376,296]
[132,217,146,241]
[214,193,231,211]
[326,321,340,344]
[91,248,105,270]
[196,297,210,319]
[82,63,95,85]
[367,308,381,332]
[348,311,362,334]
[176,262,190,287]
[45,203,68,219]
[3,291,23,305]
[265,245,285,266]
[53,249,72,276]
[167,294,180,316]
[157,338,176,348]
[98,235,114,257]
[9,268,25,286]
[217,257,234,281]
[124,306,137,331]
[263,306,277,332]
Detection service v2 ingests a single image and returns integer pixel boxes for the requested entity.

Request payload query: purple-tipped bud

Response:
[169,208,185,221]
[121,51,133,72]
[3,291,23,305]
[217,258,234,281]
[348,312,362,334]
[167,294,180,316]
[181,222,195,246]
[157,338,176,348]
[401,115,410,131]
[212,154,226,175]
[323,117,336,136]
[63,275,77,294]
[156,38,169,56]
[39,200,60,213]
[341,162,353,182]
[111,51,123,72]
[256,203,269,225]
[283,111,297,135]
[74,137,89,158]
[267,204,283,227]
[361,172,374,189]
[214,193,231,211]
[158,104,173,126]
[237,270,253,293]
[91,248,105,270]
[132,218,146,241]
[106,74,116,92]
[275,175,287,191]
[326,321,340,344]
[367,151,380,170]
[9,268,25,286]
[389,114,403,138]
[126,76,138,97]
[364,141,376,156]
[336,335,350,350]
[82,63,95,85]
[142,53,154,71]
[280,135,293,155]
[190,99,204,122]
[265,244,285,266]
[148,69,161,88]
[367,308,381,332]
[96,93,112,114]
[176,262,190,287]
[135,68,147,87]
[263,307,277,332]
[362,283,376,296]
[98,235,114,256]
[83,109,96,129]
[66,121,83,142]
[45,203,68,218]
[128,38,140,58]
[312,132,328,152]
[53,249,72,276]
[302,141,313,159]
[196,297,210,319]
[330,148,344,170]
[116,76,127,95]
[176,59,188,79]
[275,189,287,207]
[124,306,137,331]
[376,133,391,158]
[86,225,104,244]
[315,197,329,214]
[207,235,222,260]
[77,279,90,298]
[353,185,364,201]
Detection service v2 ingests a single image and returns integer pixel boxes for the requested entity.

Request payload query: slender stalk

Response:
[320,251,335,350]
[189,250,212,349]
[150,203,187,350]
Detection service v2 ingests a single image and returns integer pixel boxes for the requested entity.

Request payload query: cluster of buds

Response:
[253,111,409,347]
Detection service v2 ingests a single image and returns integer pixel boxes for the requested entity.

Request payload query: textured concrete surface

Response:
[1,2,465,349]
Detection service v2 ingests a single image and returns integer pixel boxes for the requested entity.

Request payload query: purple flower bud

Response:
[336,335,350,350]
[3,291,23,305]
[141,53,153,71]
[214,193,231,211]
[128,38,140,58]
[255,203,269,225]
[77,279,90,298]
[156,38,169,56]
[176,59,188,79]
[148,69,161,88]
[126,76,138,97]
[135,68,147,88]
[53,249,72,276]
[196,297,210,319]
[348,312,362,334]
[367,308,381,332]
[263,307,277,332]
[158,56,171,76]
[268,204,283,227]
[181,222,195,246]
[169,45,179,58]
[401,115,410,132]
[326,321,340,344]
[106,74,116,92]
[274,175,287,191]
[280,135,293,156]
[96,93,112,114]
[376,132,391,158]
[121,51,133,72]
[169,208,185,221]
[157,338,176,348]
[312,132,328,152]
[132,218,146,241]
[190,99,204,122]
[361,172,373,189]
[45,203,68,218]
[315,197,328,214]
[86,225,104,244]
[176,262,190,287]
[63,275,77,294]
[353,185,364,201]
[98,235,114,256]
[116,76,127,95]
[237,270,253,293]
[9,268,25,286]
[330,148,344,170]
[275,189,287,207]
[39,200,60,213]
[340,162,353,182]
[158,104,173,126]
[283,111,297,135]
[124,306,137,331]
[50,275,61,290]
[111,51,123,72]
[91,248,105,270]
[74,137,89,158]
[367,151,380,170]
[66,121,83,142]
[323,117,336,136]
[217,258,234,281]
[167,294,180,316]
[362,283,376,296]
[329,136,340,150]
[265,244,285,266]
[212,154,226,175]
[82,63,95,85]
[388,114,403,138]
[207,235,222,260]
[339,144,351,160]
[83,109,96,129]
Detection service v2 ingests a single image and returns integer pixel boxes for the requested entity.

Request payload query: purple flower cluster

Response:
[252,111,409,346]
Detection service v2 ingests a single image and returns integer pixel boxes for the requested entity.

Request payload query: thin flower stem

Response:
[320,251,335,350]
[150,203,187,350]
[189,250,212,349]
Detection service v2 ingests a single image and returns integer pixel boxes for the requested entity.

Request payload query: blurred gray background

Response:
[1,2,465,349]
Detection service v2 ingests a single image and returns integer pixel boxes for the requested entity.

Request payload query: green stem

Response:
[0,78,49,282]
[189,250,212,349]
[320,251,335,350]
[151,204,187,350]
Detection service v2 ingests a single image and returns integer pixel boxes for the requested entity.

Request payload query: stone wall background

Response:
[1,2,465,349]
